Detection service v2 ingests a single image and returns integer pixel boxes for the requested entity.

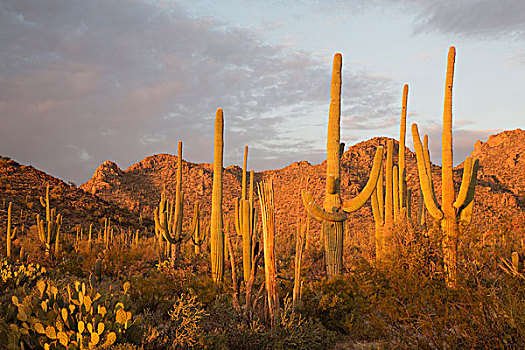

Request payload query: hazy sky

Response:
[1,0,524,184]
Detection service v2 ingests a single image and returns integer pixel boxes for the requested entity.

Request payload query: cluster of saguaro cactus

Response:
[371,85,413,259]
[210,108,225,282]
[301,53,384,278]
[234,145,258,283]
[36,184,61,257]
[6,202,17,259]
[411,46,480,288]
[154,141,201,267]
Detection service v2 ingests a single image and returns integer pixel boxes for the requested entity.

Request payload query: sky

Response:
[1,0,524,184]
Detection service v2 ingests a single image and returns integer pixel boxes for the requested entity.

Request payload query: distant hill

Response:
[1,129,522,262]
[0,157,147,242]
[79,130,525,243]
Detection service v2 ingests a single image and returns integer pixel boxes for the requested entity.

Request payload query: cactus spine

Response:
[6,202,17,259]
[234,146,258,283]
[211,108,225,282]
[301,53,384,277]
[411,46,480,288]
[36,184,61,257]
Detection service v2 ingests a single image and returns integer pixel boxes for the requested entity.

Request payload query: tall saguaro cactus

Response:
[411,46,480,288]
[397,84,411,221]
[154,141,198,267]
[234,146,258,283]
[211,108,225,282]
[302,53,384,277]
[36,184,61,257]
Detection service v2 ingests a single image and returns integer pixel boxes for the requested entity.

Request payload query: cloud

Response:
[396,0,525,40]
[0,0,396,183]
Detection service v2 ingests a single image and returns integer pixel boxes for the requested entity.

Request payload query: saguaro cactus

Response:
[154,141,198,267]
[397,84,412,221]
[371,86,412,258]
[211,108,225,282]
[234,146,258,283]
[301,53,384,277]
[6,202,17,259]
[36,184,61,257]
[191,202,207,254]
[371,140,393,259]
[258,179,279,328]
[411,46,480,288]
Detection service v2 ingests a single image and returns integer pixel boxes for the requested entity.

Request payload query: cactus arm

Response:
[341,145,384,213]
[453,156,473,209]
[371,185,383,226]
[454,157,479,211]
[411,124,444,220]
[457,159,478,233]
[423,134,439,205]
[242,145,248,201]
[234,197,242,237]
[242,199,252,282]
[442,46,456,213]
[406,189,412,220]
[302,190,347,222]
[377,161,384,222]
[458,158,479,213]
[249,169,255,205]
[384,140,394,226]
[399,84,408,210]
[393,165,400,221]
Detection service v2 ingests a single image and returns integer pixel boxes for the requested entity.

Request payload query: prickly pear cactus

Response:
[6,279,139,349]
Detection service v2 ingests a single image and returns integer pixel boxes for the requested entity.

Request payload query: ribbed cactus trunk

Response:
[324,53,344,278]
[258,180,280,328]
[302,53,383,276]
[171,141,184,268]
[441,47,459,288]
[399,84,408,216]
[211,108,225,283]
[411,46,479,289]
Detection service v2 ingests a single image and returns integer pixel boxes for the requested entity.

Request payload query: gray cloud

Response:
[0,0,397,183]
[391,0,525,40]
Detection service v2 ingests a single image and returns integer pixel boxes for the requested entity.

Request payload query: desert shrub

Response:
[268,297,336,350]
[168,294,208,348]
[301,276,368,336]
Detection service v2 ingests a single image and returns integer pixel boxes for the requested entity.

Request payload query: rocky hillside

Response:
[80,130,525,246]
[0,157,148,241]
